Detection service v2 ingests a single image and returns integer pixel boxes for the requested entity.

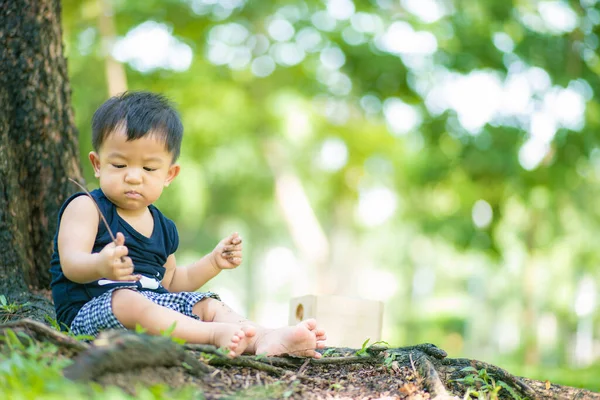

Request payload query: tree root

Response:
[440,357,537,399]
[0,318,87,356]
[1,320,599,399]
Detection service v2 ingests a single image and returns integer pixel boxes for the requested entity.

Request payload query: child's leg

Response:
[111,289,254,357]
[193,298,327,358]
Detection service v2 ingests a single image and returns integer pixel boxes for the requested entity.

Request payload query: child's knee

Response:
[111,289,147,322]
[193,297,221,321]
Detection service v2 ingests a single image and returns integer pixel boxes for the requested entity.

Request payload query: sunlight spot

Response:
[324,98,350,125]
[271,42,306,66]
[320,46,346,69]
[543,87,586,130]
[530,111,557,142]
[316,138,348,172]
[312,10,337,31]
[351,12,383,34]
[327,0,355,20]
[538,1,578,34]
[342,26,366,45]
[228,47,252,70]
[251,55,276,77]
[77,27,96,55]
[113,21,192,72]
[519,1,578,35]
[268,18,295,42]
[209,22,249,45]
[296,27,323,52]
[401,0,446,23]
[207,42,232,65]
[492,32,515,53]
[519,137,550,170]
[377,21,438,55]
[249,34,270,56]
[284,106,312,141]
[325,71,353,96]
[356,187,397,226]
[426,70,503,133]
[472,200,493,229]
[575,276,596,317]
[383,98,422,135]
[360,94,382,114]
[187,0,246,16]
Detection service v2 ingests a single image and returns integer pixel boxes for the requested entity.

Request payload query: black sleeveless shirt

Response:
[49,189,178,330]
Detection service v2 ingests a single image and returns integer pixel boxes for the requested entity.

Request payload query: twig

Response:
[310,355,379,365]
[297,358,310,375]
[409,353,417,375]
[68,178,117,243]
[208,356,288,376]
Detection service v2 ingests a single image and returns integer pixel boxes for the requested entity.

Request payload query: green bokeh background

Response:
[61,0,600,390]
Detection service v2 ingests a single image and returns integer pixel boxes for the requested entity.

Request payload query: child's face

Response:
[89,127,180,213]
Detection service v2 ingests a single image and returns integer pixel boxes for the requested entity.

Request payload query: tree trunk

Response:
[0,0,81,302]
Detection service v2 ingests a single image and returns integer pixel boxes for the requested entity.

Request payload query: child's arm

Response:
[162,232,242,292]
[58,195,138,283]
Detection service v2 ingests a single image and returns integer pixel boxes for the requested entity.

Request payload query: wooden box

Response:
[289,294,384,348]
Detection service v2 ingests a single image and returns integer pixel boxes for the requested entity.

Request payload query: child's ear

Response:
[89,152,101,178]
[164,164,180,187]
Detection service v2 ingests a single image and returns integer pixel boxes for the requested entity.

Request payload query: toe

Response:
[242,326,256,338]
[302,319,317,330]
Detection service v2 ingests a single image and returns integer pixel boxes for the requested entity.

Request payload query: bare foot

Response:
[254,319,326,358]
[213,324,256,358]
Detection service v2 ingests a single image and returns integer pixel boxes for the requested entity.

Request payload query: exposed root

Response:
[441,357,537,399]
[1,320,599,399]
[0,318,88,356]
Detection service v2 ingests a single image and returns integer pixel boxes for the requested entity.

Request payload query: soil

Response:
[2,318,600,400]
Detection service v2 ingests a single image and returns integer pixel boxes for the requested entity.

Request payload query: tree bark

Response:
[0,0,81,300]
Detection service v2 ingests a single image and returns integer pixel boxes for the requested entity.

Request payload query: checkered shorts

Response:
[70,287,220,338]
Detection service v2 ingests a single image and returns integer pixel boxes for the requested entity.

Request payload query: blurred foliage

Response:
[59,0,600,390]
[0,330,201,399]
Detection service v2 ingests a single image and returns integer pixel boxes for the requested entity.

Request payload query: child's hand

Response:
[98,232,140,281]
[211,232,243,270]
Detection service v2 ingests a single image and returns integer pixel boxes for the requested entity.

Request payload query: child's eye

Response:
[112,164,126,169]
[144,167,157,172]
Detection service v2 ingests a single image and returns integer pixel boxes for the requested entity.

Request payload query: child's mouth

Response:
[125,191,142,199]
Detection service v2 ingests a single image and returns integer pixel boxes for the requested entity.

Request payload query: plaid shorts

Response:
[70,287,220,338]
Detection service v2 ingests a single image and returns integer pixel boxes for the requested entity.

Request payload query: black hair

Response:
[91,91,183,162]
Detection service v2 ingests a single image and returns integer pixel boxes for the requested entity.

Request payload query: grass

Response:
[453,367,523,400]
[0,296,29,323]
[0,328,204,400]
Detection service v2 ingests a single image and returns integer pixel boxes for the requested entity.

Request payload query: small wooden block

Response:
[289,294,384,348]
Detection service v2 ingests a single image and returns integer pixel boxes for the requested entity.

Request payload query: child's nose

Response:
[125,168,143,184]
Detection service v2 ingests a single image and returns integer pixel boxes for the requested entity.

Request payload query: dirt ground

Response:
[3,318,600,400]
[96,361,433,400]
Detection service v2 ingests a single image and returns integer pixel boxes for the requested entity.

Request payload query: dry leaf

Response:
[545,380,551,390]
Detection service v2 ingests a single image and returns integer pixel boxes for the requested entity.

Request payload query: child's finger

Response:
[224,244,242,252]
[228,232,241,244]
[115,232,125,246]
[114,245,129,257]
[222,251,242,259]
